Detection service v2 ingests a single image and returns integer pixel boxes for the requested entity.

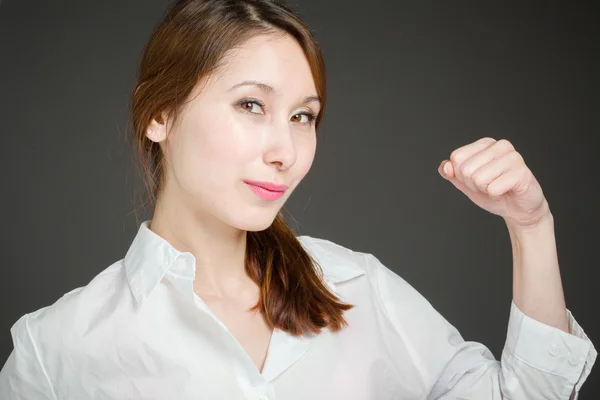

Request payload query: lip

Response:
[243,180,288,192]
[244,180,288,201]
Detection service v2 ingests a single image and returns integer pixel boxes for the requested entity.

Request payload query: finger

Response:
[470,150,522,195]
[438,159,454,179]
[487,167,529,200]
[450,137,497,183]
[460,140,516,192]
[444,165,497,205]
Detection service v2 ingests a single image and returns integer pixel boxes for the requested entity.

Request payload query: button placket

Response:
[548,343,560,357]
[568,352,580,366]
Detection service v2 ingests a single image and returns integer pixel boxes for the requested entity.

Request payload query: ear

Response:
[146,112,169,143]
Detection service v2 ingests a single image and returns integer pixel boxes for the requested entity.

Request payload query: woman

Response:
[0,0,595,398]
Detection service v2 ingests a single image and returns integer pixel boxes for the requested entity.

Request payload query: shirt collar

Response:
[124,220,366,306]
[295,236,366,287]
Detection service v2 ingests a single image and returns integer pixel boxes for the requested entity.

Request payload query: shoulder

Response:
[297,234,431,306]
[296,234,405,288]
[10,260,128,353]
[297,235,367,275]
[296,235,363,263]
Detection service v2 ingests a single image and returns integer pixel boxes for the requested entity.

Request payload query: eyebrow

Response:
[227,80,321,105]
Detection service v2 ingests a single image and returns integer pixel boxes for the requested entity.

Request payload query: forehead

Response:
[207,32,318,96]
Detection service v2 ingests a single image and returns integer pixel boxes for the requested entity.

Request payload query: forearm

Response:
[506,211,570,334]
[507,210,579,399]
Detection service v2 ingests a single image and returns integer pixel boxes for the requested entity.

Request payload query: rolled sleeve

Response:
[502,301,597,399]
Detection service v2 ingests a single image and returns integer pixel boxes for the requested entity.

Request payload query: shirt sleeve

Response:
[0,314,57,400]
[368,254,597,400]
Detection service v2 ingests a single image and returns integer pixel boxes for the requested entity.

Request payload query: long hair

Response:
[129,0,353,335]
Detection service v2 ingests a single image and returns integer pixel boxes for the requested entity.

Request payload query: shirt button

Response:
[257,395,269,400]
[548,344,560,356]
[568,353,580,366]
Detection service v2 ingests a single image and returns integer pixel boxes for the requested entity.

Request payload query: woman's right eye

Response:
[238,99,265,115]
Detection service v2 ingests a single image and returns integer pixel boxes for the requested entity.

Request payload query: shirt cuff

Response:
[503,301,597,396]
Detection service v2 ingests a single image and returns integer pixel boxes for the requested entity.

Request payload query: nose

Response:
[263,123,297,171]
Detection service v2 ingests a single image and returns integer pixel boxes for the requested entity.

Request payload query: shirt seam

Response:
[25,316,58,400]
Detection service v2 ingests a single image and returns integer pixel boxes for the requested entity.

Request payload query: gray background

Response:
[1,0,598,396]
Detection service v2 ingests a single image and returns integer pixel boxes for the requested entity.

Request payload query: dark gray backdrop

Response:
[1,0,598,397]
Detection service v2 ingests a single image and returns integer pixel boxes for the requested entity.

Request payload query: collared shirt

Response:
[0,220,596,399]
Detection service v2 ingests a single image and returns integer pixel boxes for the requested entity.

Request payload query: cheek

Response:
[201,115,263,166]
[294,134,317,181]
[174,113,262,188]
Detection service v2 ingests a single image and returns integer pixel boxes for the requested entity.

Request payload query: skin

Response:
[145,32,320,372]
[438,139,574,398]
[438,138,567,334]
[144,30,574,395]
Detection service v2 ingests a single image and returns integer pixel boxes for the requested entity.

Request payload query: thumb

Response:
[438,160,454,180]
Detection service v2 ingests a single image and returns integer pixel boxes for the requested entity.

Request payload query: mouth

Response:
[243,180,288,201]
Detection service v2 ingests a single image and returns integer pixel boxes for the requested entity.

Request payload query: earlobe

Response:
[145,119,167,143]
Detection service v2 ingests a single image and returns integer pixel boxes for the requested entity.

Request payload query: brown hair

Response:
[129,0,353,335]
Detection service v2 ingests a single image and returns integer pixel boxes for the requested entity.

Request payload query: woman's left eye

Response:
[291,112,317,125]
[239,100,264,114]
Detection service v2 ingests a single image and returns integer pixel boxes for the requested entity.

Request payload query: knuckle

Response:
[472,172,485,188]
[487,185,501,197]
[480,137,497,144]
[460,164,474,177]
[450,150,464,164]
[507,150,524,164]
[514,151,524,162]
[497,138,514,150]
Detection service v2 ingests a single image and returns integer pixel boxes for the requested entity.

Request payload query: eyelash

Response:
[237,99,318,125]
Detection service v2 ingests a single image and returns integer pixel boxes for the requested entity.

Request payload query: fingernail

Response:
[443,161,450,176]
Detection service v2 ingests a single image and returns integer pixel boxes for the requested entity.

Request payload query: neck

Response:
[149,191,251,299]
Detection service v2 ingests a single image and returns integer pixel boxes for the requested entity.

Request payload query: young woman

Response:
[0,0,596,399]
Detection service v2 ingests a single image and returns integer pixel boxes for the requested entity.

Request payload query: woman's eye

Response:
[291,112,317,125]
[237,100,316,125]
[239,100,264,114]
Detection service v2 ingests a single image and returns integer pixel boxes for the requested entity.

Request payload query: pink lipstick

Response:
[244,180,288,201]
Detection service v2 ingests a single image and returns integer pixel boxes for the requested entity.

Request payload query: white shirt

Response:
[0,220,596,400]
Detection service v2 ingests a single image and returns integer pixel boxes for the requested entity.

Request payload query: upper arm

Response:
[365,253,500,397]
[365,253,595,400]
[0,315,57,400]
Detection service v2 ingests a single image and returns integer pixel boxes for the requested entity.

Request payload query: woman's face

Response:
[148,33,319,231]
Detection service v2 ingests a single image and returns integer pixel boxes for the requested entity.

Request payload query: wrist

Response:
[505,208,554,241]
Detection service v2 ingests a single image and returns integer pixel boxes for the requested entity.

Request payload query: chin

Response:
[242,222,274,232]
[239,216,278,232]
[228,209,280,233]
